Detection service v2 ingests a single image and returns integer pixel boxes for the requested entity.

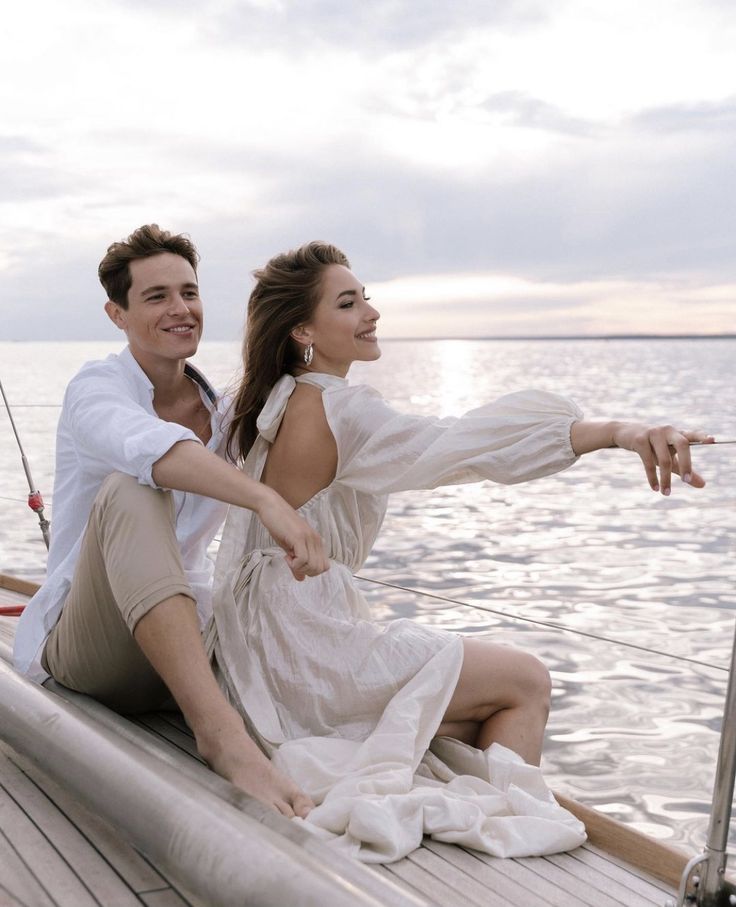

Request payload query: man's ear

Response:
[104,300,126,331]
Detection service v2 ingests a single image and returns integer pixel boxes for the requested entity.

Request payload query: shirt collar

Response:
[119,345,219,408]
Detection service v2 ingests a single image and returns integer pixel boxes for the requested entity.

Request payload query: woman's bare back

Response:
[260,383,338,510]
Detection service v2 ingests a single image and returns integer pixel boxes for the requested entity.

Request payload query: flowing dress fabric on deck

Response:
[209,373,587,861]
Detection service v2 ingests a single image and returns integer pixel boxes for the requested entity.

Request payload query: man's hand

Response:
[255,488,330,580]
[152,440,330,578]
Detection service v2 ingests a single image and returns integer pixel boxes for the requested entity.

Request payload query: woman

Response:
[209,242,709,862]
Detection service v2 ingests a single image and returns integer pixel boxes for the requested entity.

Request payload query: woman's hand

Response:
[255,488,330,580]
[611,423,713,495]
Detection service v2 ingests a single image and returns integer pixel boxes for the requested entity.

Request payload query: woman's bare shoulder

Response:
[284,383,332,432]
[263,383,337,505]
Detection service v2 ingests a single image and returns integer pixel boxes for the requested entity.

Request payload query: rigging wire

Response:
[0,488,728,670]
[1,520,730,672]
[208,535,728,672]
[355,574,730,674]
[0,379,51,549]
[1,563,728,673]
[2,412,733,668]
[0,494,53,507]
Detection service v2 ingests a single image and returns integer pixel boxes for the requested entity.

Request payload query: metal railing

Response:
[671,621,736,906]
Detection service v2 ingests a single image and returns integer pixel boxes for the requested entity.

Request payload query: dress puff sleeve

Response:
[323,384,584,495]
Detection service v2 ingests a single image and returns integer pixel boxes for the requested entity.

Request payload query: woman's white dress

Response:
[209,372,587,862]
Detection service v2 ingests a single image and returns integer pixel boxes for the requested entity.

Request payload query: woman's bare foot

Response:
[196,716,314,818]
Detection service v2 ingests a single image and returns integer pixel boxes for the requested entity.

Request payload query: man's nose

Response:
[168,294,190,315]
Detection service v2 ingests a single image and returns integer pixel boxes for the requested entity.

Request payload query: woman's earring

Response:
[304,343,314,366]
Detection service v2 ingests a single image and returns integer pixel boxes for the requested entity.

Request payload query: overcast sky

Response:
[1,0,735,340]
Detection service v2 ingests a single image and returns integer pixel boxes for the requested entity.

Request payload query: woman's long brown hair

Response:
[227,241,350,462]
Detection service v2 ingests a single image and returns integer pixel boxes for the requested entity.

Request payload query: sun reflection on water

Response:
[2,337,736,852]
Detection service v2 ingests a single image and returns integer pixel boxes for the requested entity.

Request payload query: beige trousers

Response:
[42,472,195,713]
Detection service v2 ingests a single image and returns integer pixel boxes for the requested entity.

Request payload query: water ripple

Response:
[3,338,736,850]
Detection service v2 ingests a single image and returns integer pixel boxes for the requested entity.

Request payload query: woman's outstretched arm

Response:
[570,420,713,495]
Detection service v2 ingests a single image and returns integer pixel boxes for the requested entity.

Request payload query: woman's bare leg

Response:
[133,595,315,818]
[435,719,481,745]
[435,638,551,765]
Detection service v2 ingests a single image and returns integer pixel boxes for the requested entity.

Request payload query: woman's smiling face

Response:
[297,264,381,376]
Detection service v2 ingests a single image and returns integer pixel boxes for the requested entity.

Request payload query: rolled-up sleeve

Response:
[65,371,200,488]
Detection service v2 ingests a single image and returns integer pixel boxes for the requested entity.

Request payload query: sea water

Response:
[1,337,735,852]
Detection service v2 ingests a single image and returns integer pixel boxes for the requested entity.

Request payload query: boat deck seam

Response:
[0,821,58,907]
[0,740,194,907]
[0,784,146,907]
[0,774,102,907]
[0,583,681,907]
[462,846,590,907]
[423,840,560,907]
[572,843,672,896]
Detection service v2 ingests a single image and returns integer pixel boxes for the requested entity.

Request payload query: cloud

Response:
[0,166,76,203]
[2,0,736,340]
[0,136,45,153]
[369,273,736,337]
[631,97,736,133]
[117,0,554,52]
[2,111,736,342]
[4,197,733,343]
[478,91,596,136]
[0,136,71,202]
[227,124,736,285]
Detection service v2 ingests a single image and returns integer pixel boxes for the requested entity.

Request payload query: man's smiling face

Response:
[105,252,203,366]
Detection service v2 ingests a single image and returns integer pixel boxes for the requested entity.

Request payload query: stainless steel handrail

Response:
[0,652,425,907]
[675,621,736,907]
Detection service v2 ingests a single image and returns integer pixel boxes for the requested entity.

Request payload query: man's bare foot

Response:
[196,717,314,818]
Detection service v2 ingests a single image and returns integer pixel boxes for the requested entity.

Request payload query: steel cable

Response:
[354,575,729,674]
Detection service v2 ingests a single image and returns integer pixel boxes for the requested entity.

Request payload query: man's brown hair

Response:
[98,224,200,309]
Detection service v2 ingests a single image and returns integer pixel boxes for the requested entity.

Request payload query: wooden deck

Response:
[0,585,205,907]
[0,580,681,907]
[0,739,206,907]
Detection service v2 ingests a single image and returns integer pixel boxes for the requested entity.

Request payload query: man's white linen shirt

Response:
[14,346,229,682]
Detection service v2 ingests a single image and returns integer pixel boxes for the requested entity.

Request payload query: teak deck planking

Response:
[0,575,680,906]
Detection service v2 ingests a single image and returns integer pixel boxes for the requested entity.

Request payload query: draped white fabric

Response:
[210,373,586,861]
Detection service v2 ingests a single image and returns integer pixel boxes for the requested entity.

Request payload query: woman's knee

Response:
[452,640,550,718]
[521,653,552,713]
[481,643,551,711]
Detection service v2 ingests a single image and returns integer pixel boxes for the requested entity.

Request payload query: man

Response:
[14,224,326,817]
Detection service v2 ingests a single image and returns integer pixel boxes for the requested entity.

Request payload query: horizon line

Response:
[2,333,736,343]
[378,333,736,341]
